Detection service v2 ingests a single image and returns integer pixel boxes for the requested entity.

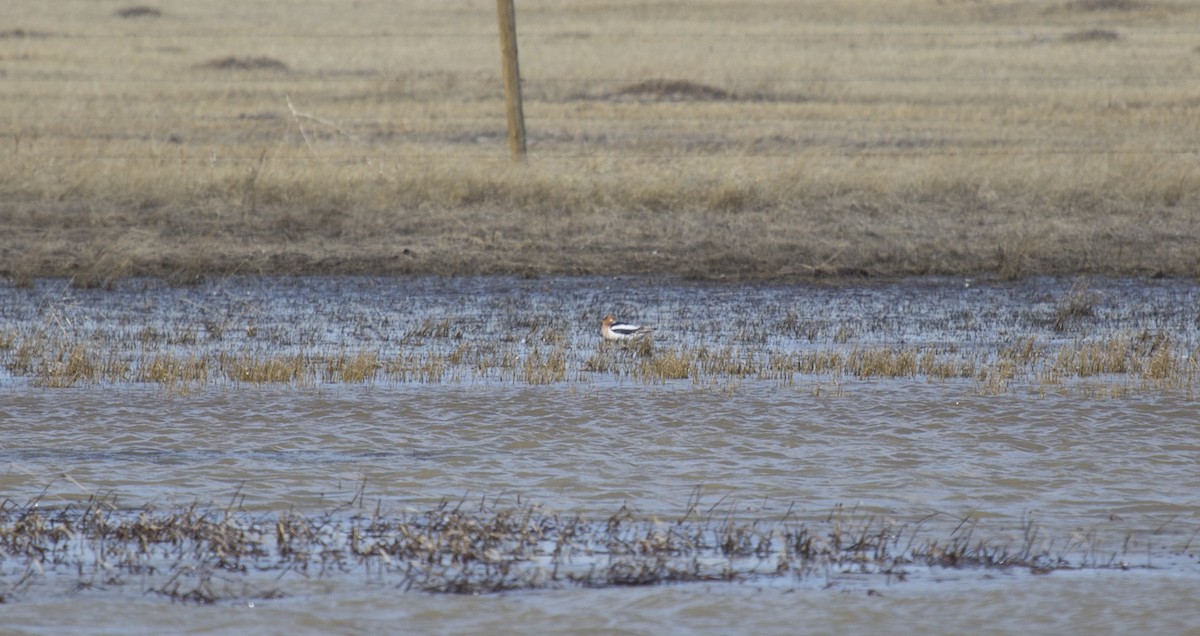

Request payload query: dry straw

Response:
[1,494,1174,600]
[3,1,1200,281]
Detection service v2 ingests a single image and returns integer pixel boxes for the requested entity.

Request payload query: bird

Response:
[601,314,654,341]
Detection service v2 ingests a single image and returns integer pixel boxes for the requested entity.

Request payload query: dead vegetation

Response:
[0,493,1171,602]
[611,79,736,102]
[114,6,162,19]
[0,276,1196,395]
[197,56,290,72]
[2,0,1199,282]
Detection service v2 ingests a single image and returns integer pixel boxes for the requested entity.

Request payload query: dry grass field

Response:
[2,0,1199,284]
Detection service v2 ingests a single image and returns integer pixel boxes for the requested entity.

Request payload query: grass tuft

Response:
[1053,279,1099,331]
[640,347,692,382]
[220,352,308,385]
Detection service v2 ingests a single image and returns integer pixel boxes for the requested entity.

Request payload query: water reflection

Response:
[0,276,1196,630]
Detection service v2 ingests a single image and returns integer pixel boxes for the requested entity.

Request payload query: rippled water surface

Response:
[2,276,1198,634]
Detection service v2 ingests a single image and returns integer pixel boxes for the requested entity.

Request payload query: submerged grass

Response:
[324,350,382,383]
[522,347,567,385]
[0,277,1195,395]
[1,494,1180,602]
[220,352,309,385]
[137,352,210,385]
[1,325,1197,395]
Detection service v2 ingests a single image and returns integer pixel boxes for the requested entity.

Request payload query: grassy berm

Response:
[2,1,1199,285]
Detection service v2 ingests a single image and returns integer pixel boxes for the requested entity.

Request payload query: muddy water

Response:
[1,276,1199,634]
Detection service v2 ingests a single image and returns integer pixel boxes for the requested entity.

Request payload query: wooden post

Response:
[496,0,526,161]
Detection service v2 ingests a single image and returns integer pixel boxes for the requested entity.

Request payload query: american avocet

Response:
[601,314,654,341]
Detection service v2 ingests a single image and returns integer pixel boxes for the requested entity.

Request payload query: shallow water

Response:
[1,276,1199,633]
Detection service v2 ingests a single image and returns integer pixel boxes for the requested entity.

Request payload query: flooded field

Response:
[1,276,1198,634]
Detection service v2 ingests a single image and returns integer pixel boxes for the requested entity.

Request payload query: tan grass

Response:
[2,326,1196,393]
[522,346,567,385]
[1052,340,1129,377]
[797,350,846,376]
[324,350,382,384]
[137,352,210,385]
[976,358,1017,396]
[2,1,1199,281]
[34,344,99,388]
[582,349,619,374]
[32,343,130,387]
[1000,337,1044,366]
[639,347,694,382]
[385,350,449,383]
[220,352,309,385]
[5,337,41,377]
[848,346,918,379]
[696,346,758,378]
[1141,336,1177,382]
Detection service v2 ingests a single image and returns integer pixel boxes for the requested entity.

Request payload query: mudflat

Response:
[3,1,1198,285]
